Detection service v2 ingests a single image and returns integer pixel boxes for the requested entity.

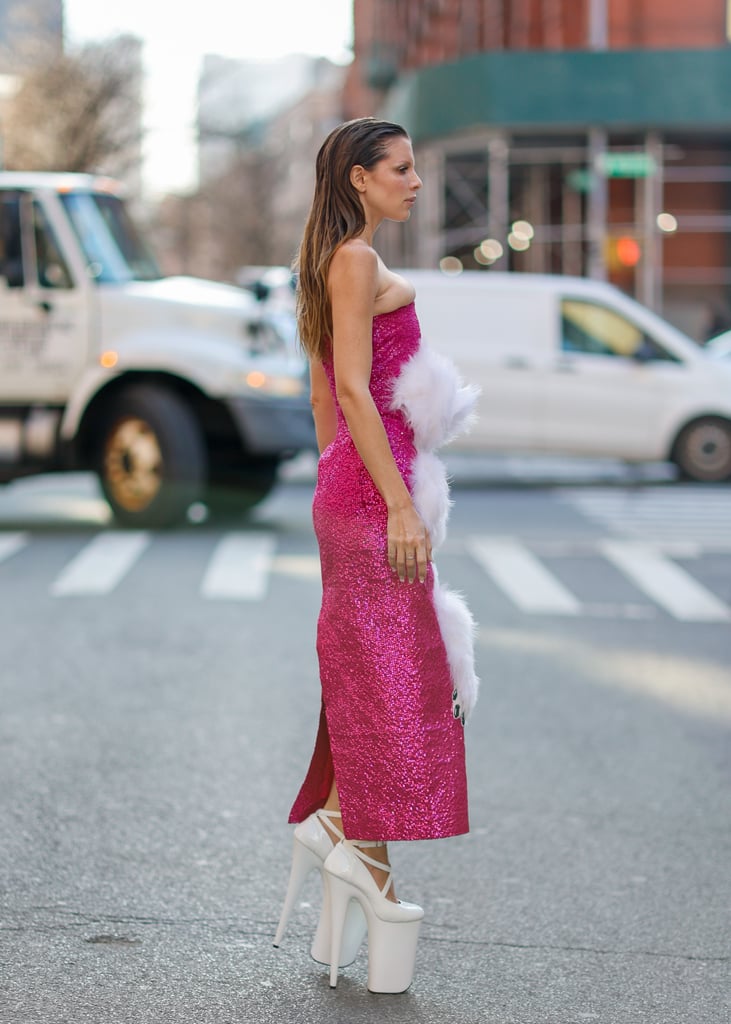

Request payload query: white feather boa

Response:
[410,451,451,550]
[390,345,479,452]
[390,344,481,720]
[431,568,480,721]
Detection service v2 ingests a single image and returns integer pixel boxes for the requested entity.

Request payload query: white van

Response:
[406,270,731,482]
[0,173,315,526]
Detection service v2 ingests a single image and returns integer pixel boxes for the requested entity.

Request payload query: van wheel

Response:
[672,417,731,482]
[97,386,207,527]
[205,457,280,520]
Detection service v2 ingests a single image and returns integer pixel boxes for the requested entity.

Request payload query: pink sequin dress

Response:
[289,301,479,842]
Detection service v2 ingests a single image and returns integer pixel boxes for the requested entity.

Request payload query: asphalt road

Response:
[1,468,729,1024]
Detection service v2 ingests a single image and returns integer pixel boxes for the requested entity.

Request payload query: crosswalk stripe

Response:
[51,532,150,596]
[0,532,28,564]
[2,527,729,621]
[201,532,276,600]
[272,554,321,580]
[468,536,581,615]
[562,489,731,546]
[600,541,731,623]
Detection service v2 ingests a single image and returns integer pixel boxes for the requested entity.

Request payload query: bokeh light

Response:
[511,220,535,241]
[508,233,531,252]
[439,256,463,275]
[656,212,678,233]
[616,236,642,266]
[477,238,504,264]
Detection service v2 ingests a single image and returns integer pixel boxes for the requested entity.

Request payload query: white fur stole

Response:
[431,568,480,721]
[390,345,479,452]
[391,343,481,720]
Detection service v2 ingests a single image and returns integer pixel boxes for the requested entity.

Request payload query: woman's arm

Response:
[310,358,338,454]
[329,240,431,584]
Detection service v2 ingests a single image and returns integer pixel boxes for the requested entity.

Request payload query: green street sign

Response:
[597,152,657,178]
[567,169,595,192]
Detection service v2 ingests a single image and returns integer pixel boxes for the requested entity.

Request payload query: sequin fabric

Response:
[288,302,469,841]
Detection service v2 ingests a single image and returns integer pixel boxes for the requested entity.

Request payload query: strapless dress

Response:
[288,301,479,841]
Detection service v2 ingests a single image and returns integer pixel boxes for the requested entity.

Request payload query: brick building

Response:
[345,0,731,338]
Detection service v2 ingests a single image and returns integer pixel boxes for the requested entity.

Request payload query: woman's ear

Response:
[350,165,367,193]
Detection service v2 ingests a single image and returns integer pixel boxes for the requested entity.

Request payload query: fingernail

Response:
[452,689,458,701]
[461,714,465,726]
[453,705,460,719]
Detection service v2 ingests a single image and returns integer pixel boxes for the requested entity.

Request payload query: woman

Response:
[274,118,479,994]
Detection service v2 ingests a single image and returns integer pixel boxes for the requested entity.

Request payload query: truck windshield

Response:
[59,191,161,283]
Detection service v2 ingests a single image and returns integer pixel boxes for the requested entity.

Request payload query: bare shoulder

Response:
[329,239,378,310]
[330,238,378,276]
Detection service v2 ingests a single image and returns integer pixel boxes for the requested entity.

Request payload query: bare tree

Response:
[200,146,282,280]
[2,35,143,176]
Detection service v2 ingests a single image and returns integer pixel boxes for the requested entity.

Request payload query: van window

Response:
[561,300,678,362]
[32,201,73,289]
[0,196,24,287]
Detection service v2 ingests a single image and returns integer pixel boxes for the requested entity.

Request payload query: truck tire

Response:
[205,457,280,520]
[672,417,731,482]
[96,386,207,527]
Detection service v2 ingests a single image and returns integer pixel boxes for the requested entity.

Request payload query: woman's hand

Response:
[387,502,432,584]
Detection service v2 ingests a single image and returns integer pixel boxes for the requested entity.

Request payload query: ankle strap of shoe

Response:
[346,840,392,896]
[316,807,344,841]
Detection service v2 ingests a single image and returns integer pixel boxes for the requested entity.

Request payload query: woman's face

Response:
[355,136,422,224]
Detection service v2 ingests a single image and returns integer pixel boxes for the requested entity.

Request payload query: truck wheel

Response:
[97,386,207,527]
[672,417,731,482]
[205,457,280,520]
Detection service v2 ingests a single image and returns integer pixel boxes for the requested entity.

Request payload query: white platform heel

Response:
[273,809,366,967]
[324,840,424,993]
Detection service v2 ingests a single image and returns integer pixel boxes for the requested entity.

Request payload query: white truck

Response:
[0,172,315,526]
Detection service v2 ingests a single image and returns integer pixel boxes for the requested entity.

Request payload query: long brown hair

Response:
[295,117,408,361]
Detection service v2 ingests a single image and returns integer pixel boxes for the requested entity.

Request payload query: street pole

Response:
[487,133,510,271]
[587,129,608,282]
[588,0,608,49]
[415,144,444,269]
[587,0,608,281]
[639,132,664,312]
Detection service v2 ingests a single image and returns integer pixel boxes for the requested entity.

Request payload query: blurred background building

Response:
[2,0,728,340]
[0,0,63,66]
[0,0,63,165]
[153,56,345,280]
[197,54,337,184]
[344,0,731,338]
[0,0,143,196]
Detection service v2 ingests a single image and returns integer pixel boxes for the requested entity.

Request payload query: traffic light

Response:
[606,236,641,270]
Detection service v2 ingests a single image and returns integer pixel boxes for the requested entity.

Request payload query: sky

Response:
[64,0,354,195]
